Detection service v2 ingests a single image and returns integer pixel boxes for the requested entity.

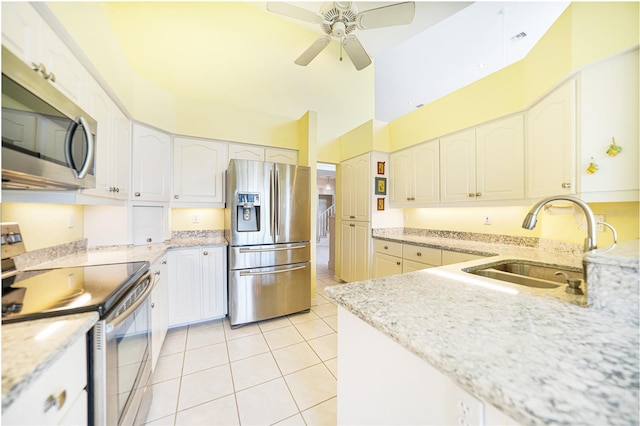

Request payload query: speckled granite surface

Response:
[372,228,584,268]
[2,312,98,410]
[325,259,639,426]
[3,231,227,410]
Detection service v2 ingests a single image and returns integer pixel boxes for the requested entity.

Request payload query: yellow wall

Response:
[404,202,639,246]
[1,204,84,251]
[388,2,639,152]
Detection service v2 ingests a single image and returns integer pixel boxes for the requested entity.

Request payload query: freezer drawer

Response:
[229,242,310,270]
[229,262,311,327]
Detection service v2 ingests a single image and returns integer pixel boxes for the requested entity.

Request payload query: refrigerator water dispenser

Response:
[236,192,260,232]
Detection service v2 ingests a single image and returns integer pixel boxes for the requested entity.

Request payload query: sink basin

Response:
[465,260,583,289]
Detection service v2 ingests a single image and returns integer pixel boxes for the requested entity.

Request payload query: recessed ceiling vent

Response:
[510,32,527,41]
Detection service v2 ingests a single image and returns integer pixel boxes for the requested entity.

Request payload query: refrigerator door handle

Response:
[270,169,275,237]
[274,166,280,237]
[239,245,306,253]
[239,265,306,276]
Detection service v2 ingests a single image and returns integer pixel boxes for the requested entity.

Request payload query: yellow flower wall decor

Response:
[606,137,622,157]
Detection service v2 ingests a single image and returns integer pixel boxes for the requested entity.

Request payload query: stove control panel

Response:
[1,222,26,261]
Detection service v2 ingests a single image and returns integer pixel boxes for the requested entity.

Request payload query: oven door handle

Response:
[106,271,154,330]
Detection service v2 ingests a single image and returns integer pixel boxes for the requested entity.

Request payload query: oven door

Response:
[92,271,154,426]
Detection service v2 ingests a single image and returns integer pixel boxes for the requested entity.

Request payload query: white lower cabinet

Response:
[168,246,227,327]
[2,336,88,425]
[338,306,519,425]
[150,254,168,371]
[340,221,371,282]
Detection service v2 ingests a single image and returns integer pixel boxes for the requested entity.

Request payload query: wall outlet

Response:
[483,213,492,225]
[192,214,200,223]
[595,215,605,232]
[67,213,75,229]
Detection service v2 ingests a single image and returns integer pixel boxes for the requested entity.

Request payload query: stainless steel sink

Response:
[464,260,583,290]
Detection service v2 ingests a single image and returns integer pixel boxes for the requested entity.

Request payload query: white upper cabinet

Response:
[131,124,171,202]
[440,128,477,202]
[390,140,439,207]
[475,114,525,201]
[172,136,226,204]
[578,49,639,201]
[265,147,298,165]
[340,153,371,221]
[440,115,524,203]
[228,143,264,162]
[526,79,577,198]
[83,79,130,200]
[2,2,88,108]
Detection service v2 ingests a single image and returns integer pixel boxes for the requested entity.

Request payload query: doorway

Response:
[316,163,336,279]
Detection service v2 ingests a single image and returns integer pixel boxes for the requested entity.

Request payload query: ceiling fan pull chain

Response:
[340,36,344,61]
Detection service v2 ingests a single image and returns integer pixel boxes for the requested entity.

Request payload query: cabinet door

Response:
[85,80,113,198]
[111,110,131,200]
[373,252,402,278]
[265,148,298,165]
[168,248,202,326]
[413,141,440,204]
[151,255,168,371]
[389,150,412,206]
[353,156,371,221]
[201,246,227,319]
[353,221,371,282]
[173,137,226,203]
[229,144,264,161]
[340,221,355,282]
[527,79,576,198]
[1,2,42,74]
[131,124,171,201]
[440,129,476,202]
[340,161,355,220]
[476,114,525,201]
[579,49,639,199]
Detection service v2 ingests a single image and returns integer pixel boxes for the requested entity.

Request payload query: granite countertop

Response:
[2,235,227,410]
[325,257,639,426]
[1,312,99,410]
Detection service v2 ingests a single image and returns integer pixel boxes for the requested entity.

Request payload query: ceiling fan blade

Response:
[295,36,331,66]
[356,2,416,30]
[342,35,372,71]
[266,2,323,24]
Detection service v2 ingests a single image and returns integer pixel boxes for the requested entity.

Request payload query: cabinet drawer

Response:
[373,239,402,257]
[403,245,441,266]
[3,336,87,425]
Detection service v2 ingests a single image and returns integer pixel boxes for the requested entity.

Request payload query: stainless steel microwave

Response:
[1,46,96,190]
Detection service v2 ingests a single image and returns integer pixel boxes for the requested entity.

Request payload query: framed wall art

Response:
[377,198,385,211]
[375,177,387,195]
[377,161,385,175]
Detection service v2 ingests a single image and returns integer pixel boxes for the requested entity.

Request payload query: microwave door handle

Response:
[75,116,94,179]
[64,116,94,179]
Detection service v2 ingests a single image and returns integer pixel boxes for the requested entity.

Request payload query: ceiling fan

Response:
[266,2,416,71]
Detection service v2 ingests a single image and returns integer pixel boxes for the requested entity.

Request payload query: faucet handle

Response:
[554,271,584,295]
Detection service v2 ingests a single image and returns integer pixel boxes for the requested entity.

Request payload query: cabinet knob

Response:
[417,252,422,257]
[561,182,571,189]
[174,195,179,199]
[162,260,167,265]
[135,192,141,197]
[475,192,481,197]
[203,251,208,255]
[468,193,475,198]
[384,245,389,250]
[147,238,152,243]
[350,224,355,227]
[396,261,401,265]
[350,215,356,219]
[44,390,67,413]
[151,302,155,308]
[115,187,120,193]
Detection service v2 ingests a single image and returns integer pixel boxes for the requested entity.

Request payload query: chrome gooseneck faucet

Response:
[522,195,597,252]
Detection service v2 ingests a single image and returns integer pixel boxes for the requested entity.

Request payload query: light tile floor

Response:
[143,238,343,426]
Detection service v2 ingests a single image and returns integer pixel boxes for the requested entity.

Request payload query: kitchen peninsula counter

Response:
[325,255,639,425]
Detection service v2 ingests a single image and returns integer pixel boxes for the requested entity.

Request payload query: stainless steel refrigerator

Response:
[225,159,311,327]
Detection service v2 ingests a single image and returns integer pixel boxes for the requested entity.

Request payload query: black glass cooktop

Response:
[2,261,148,324]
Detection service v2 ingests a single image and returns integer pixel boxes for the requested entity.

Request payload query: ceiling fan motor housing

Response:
[321,2,357,37]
